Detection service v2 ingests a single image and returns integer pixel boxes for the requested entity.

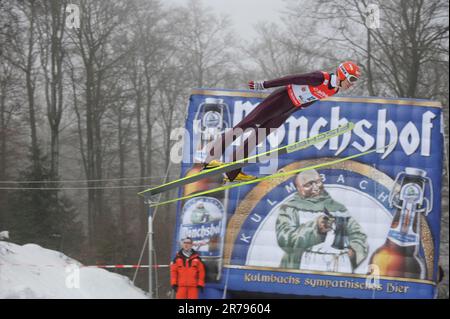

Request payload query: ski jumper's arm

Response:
[263,71,324,88]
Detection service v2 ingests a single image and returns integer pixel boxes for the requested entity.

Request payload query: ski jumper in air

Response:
[203,61,361,182]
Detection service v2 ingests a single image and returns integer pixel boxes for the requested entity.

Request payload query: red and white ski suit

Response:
[205,71,340,180]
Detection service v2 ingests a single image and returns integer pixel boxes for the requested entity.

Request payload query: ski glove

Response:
[172,285,178,292]
[248,80,265,91]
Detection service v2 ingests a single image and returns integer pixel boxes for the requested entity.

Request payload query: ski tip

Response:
[137,188,155,196]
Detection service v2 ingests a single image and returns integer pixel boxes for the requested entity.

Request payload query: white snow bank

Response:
[0,241,148,299]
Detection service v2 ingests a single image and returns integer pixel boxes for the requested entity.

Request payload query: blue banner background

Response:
[172,89,443,299]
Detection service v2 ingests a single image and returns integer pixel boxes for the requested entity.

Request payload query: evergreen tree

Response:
[4,149,85,258]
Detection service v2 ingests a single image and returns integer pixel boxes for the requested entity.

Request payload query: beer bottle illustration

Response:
[369,167,433,279]
[192,97,230,164]
[178,97,230,283]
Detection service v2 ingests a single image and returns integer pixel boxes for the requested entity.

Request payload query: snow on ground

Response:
[0,241,148,299]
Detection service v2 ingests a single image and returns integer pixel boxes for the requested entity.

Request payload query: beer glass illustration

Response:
[300,210,354,274]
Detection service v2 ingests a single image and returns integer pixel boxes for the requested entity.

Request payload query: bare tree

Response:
[0,61,22,182]
[35,0,70,177]
[3,0,41,167]
[289,0,449,99]
[67,0,133,250]
[171,0,237,88]
[244,21,327,80]
[121,0,175,237]
[136,0,170,179]
[0,1,25,225]
[0,1,21,181]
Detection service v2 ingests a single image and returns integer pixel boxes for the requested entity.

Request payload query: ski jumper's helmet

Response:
[336,61,361,83]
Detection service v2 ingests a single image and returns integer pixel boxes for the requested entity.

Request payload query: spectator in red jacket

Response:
[170,237,206,299]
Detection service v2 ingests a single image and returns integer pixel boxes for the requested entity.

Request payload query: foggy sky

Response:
[164,0,284,39]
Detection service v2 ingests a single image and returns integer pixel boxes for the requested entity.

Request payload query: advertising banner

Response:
[173,89,443,299]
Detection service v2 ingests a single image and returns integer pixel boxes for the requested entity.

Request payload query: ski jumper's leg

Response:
[225,91,297,180]
[204,88,293,164]
[225,110,293,180]
[232,111,292,162]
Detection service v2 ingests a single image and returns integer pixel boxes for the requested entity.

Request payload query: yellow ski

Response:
[138,122,354,197]
[147,142,394,207]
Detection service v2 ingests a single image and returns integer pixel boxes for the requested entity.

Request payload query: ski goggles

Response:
[339,65,360,83]
[347,75,359,83]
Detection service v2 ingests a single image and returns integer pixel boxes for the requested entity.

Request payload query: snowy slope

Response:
[0,241,148,299]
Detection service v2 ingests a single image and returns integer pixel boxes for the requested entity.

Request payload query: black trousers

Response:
[205,87,298,180]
